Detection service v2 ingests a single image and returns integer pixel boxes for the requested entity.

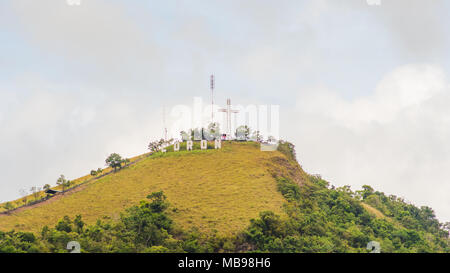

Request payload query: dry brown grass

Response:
[361,202,386,219]
[0,142,289,235]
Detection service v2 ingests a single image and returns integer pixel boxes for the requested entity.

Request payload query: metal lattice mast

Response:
[210,74,215,123]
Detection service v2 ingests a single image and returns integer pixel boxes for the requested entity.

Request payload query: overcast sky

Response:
[1,0,450,222]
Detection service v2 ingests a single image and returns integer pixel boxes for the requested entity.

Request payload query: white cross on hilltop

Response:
[218,99,239,140]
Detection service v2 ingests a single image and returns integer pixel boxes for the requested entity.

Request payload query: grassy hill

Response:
[0,140,448,253]
[0,142,303,235]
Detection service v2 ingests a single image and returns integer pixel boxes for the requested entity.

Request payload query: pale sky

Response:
[1,0,450,222]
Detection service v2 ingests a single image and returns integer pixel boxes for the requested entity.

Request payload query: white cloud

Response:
[9,0,163,90]
[0,77,163,202]
[298,64,447,126]
[289,64,450,221]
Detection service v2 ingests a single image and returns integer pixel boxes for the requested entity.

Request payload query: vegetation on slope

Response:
[0,153,146,214]
[0,140,448,253]
[1,175,448,253]
[243,175,449,252]
[240,142,449,253]
[0,191,202,253]
[0,142,287,235]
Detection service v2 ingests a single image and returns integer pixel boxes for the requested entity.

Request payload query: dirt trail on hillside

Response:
[0,154,151,218]
[0,183,90,217]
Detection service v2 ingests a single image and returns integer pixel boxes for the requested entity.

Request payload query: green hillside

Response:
[0,141,448,253]
[0,142,299,235]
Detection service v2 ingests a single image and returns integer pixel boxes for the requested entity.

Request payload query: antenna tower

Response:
[210,74,215,123]
[163,106,168,141]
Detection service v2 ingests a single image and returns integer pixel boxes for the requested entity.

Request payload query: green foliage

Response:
[240,175,450,253]
[3,202,14,213]
[120,193,173,249]
[251,130,263,142]
[235,125,251,140]
[146,191,169,213]
[105,153,125,172]
[207,122,221,138]
[91,168,104,176]
[276,177,300,201]
[359,187,443,236]
[277,141,297,161]
[56,175,71,193]
[148,139,166,153]
[0,231,38,253]
[0,192,177,253]
[0,175,448,253]
[74,215,85,233]
[55,216,73,233]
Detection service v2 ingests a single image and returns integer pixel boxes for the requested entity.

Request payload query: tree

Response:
[91,168,104,176]
[443,222,450,238]
[206,122,221,140]
[56,175,71,193]
[43,184,51,199]
[19,188,28,205]
[148,139,172,153]
[251,130,263,142]
[121,191,173,248]
[106,153,125,172]
[180,131,191,141]
[43,184,51,192]
[244,211,284,249]
[158,138,166,150]
[147,191,169,213]
[3,202,14,214]
[55,216,73,233]
[124,158,131,166]
[358,185,375,200]
[191,129,196,140]
[65,181,72,193]
[56,175,66,189]
[74,215,85,233]
[30,186,41,201]
[277,140,297,161]
[235,125,251,141]
[148,139,164,153]
[267,135,276,143]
